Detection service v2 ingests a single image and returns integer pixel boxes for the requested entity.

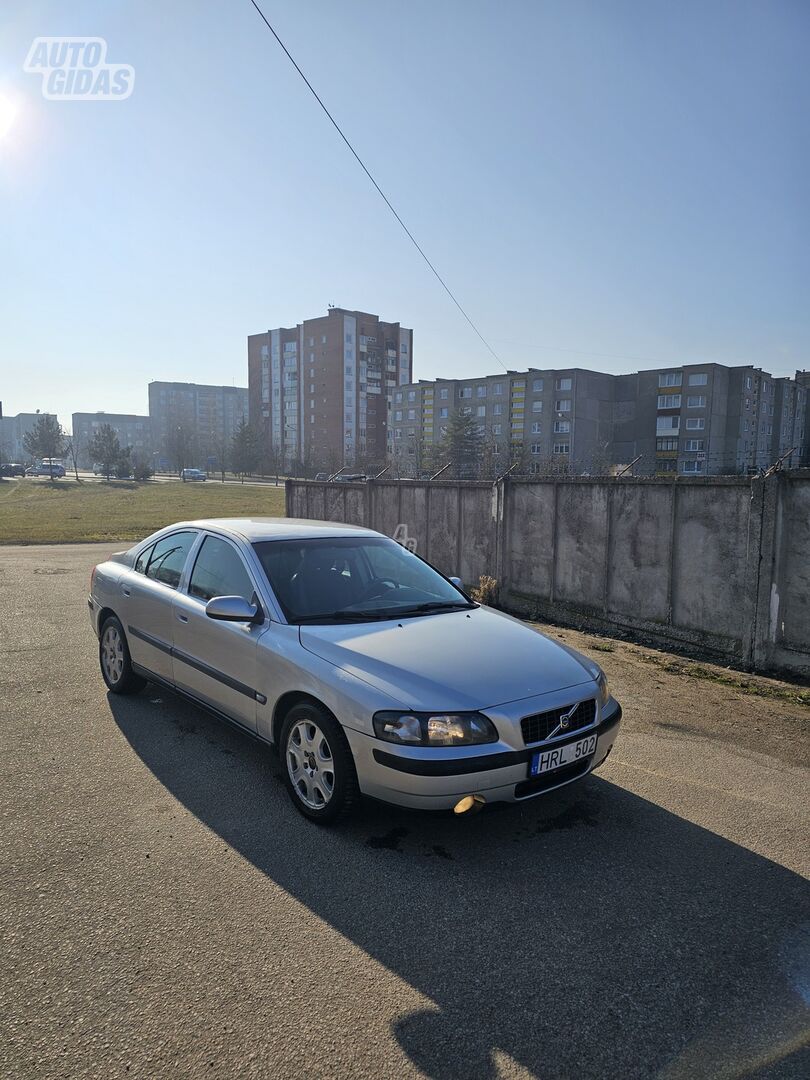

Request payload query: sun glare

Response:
[0,95,18,139]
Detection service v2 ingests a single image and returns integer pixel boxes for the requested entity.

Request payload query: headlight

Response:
[596,670,610,707]
[373,711,498,747]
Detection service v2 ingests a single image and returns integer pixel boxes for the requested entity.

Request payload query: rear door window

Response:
[134,544,154,574]
[144,531,197,589]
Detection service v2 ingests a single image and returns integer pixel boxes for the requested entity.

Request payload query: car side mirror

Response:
[449,576,463,589]
[205,595,262,624]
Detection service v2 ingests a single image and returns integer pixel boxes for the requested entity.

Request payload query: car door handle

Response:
[120,585,131,597]
[176,613,188,623]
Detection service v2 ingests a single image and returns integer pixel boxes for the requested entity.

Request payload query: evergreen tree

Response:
[439,409,484,478]
[231,419,260,481]
[87,424,124,480]
[22,414,65,479]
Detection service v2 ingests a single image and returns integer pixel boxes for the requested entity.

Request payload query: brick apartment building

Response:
[248,307,413,472]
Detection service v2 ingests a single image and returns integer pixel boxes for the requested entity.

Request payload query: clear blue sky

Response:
[1,0,808,430]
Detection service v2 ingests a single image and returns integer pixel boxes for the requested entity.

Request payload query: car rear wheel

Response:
[99,616,146,695]
[281,703,358,824]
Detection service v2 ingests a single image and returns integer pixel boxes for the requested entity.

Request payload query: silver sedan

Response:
[89,518,622,823]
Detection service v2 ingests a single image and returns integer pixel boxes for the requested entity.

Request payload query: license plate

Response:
[530,733,597,776]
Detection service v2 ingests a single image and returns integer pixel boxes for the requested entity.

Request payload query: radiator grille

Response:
[520,699,596,745]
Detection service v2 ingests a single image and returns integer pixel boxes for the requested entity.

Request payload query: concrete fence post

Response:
[750,474,780,670]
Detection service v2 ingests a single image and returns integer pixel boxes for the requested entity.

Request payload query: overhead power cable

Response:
[247,0,506,372]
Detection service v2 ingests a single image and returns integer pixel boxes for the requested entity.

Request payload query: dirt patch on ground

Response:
[528,620,810,769]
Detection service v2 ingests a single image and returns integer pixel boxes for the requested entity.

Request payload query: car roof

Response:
[161,517,382,543]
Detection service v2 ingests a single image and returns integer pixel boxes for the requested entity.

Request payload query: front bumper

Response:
[346,699,622,810]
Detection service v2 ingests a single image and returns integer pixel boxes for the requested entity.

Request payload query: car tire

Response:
[99,615,146,695]
[280,702,358,824]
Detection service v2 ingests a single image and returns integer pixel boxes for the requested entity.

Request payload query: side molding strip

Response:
[128,625,264,702]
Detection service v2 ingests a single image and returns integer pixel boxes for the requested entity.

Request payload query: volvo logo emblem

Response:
[558,704,578,730]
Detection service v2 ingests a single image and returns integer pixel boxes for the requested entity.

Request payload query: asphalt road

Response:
[1,544,808,1080]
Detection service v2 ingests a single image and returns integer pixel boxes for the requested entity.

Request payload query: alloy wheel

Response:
[101,624,124,685]
[286,719,336,810]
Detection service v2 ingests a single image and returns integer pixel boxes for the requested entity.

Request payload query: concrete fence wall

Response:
[286,473,810,678]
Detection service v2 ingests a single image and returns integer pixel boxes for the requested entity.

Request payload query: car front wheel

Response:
[99,616,146,695]
[281,703,358,824]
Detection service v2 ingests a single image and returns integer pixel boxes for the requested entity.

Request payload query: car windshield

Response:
[253,536,474,624]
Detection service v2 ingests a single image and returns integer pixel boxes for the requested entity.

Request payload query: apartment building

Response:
[0,411,60,463]
[392,362,807,477]
[613,363,808,476]
[71,412,152,467]
[389,368,615,474]
[148,382,248,468]
[248,307,413,471]
[796,370,810,466]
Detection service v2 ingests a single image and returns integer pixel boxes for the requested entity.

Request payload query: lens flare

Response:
[0,95,18,139]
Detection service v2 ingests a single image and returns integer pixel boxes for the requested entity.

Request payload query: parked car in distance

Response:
[89,518,622,824]
[332,473,366,483]
[314,472,329,481]
[0,463,26,477]
[26,463,66,477]
[181,468,207,482]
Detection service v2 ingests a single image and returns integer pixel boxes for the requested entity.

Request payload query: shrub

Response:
[470,574,499,606]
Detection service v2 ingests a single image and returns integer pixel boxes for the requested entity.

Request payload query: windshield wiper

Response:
[295,610,393,624]
[379,600,477,618]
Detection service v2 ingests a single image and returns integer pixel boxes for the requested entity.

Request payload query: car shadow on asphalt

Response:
[107,690,810,1080]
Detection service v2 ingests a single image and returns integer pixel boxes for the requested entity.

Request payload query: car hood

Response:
[299,605,595,712]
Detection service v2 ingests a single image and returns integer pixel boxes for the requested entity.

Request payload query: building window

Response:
[553,442,570,454]
[555,399,572,412]
[394,410,402,421]
[745,375,752,390]
[460,387,472,398]
[401,342,408,353]
[308,337,314,347]
[407,409,416,420]
[657,416,681,434]
[685,418,705,430]
[682,460,704,473]
[493,383,503,395]
[659,372,682,388]
[657,458,677,473]
[688,373,708,386]
[554,420,570,433]
[657,394,681,409]
[408,390,416,401]
[439,407,448,418]
[394,392,402,403]
[531,444,542,455]
[493,403,503,416]
[532,378,544,392]
[683,439,704,452]
[531,400,543,413]
[687,395,706,408]
[476,385,487,398]
[492,423,502,435]
[555,377,572,391]
[656,437,678,451]
[476,405,486,417]
[439,388,448,399]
